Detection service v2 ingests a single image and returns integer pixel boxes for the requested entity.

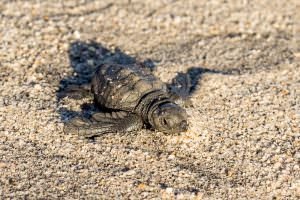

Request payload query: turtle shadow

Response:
[57,40,234,121]
[183,67,240,95]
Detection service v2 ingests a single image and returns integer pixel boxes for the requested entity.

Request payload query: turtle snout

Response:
[179,120,188,131]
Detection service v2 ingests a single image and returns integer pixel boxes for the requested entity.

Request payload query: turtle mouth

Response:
[170,120,188,133]
[160,118,188,133]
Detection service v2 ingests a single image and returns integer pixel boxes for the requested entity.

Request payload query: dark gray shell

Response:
[91,63,167,111]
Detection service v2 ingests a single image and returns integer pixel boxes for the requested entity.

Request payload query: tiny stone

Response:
[166,187,173,193]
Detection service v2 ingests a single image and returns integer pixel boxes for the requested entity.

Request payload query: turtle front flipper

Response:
[58,83,92,100]
[167,72,193,107]
[64,111,143,138]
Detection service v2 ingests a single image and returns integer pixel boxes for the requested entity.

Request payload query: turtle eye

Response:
[162,118,168,126]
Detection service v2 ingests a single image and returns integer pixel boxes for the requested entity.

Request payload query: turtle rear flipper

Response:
[168,72,193,107]
[64,111,143,138]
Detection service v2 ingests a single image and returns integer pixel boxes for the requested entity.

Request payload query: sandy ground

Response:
[0,0,299,199]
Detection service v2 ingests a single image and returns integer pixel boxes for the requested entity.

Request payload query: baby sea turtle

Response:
[63,63,191,137]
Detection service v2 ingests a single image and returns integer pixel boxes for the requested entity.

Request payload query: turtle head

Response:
[150,102,188,134]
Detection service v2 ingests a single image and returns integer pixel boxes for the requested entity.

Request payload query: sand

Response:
[0,0,299,199]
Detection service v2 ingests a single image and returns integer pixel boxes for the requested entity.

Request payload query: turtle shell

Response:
[91,63,167,111]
